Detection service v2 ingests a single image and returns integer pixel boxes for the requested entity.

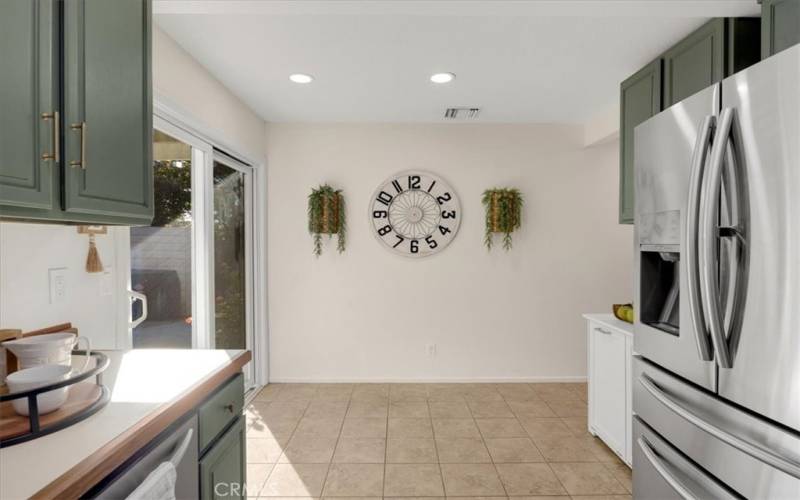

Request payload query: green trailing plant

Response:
[308,184,346,256]
[482,188,523,250]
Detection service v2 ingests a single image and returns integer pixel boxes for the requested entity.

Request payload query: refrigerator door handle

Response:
[637,436,698,500]
[685,115,715,361]
[639,374,800,479]
[699,107,734,368]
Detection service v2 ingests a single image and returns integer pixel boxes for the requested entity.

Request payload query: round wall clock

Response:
[369,170,461,257]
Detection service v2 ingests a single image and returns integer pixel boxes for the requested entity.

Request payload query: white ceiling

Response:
[154,0,759,124]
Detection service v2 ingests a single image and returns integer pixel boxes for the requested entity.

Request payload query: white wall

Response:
[0,223,127,349]
[266,123,633,382]
[153,26,267,161]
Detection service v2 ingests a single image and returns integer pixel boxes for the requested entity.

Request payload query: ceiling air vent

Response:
[444,107,480,120]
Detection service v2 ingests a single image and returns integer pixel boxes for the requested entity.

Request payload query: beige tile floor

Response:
[244,383,631,499]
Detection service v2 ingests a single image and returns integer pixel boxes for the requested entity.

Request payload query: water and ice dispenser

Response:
[639,250,680,335]
[638,210,681,336]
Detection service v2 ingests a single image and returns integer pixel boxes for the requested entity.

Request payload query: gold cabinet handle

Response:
[69,122,86,169]
[41,111,60,163]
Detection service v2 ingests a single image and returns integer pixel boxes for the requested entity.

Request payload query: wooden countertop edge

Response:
[31,350,252,500]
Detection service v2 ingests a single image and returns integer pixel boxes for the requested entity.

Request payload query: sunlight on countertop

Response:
[111,349,236,403]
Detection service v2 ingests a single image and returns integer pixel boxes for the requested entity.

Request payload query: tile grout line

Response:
[247,385,287,497]
[481,390,510,498]
[525,383,590,497]
[507,390,552,465]
[266,386,327,497]
[245,386,272,497]
[253,385,296,496]
[319,385,353,498]
[427,391,449,498]
[382,386,389,497]
[602,460,631,494]
[517,383,573,497]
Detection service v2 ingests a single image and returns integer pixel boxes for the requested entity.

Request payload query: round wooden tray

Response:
[0,352,110,447]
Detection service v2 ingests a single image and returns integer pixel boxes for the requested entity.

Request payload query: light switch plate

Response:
[48,267,67,304]
[100,267,113,296]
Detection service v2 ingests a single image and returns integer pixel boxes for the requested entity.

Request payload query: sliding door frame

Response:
[151,96,268,390]
[151,115,214,349]
[212,151,256,385]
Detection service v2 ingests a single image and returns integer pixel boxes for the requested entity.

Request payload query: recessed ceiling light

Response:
[289,73,314,84]
[430,72,455,84]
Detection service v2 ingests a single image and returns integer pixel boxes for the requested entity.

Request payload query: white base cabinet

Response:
[584,313,633,466]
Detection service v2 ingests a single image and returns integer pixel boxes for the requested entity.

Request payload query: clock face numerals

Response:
[370,171,460,257]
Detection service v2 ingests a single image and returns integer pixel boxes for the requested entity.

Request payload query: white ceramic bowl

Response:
[3,332,90,370]
[6,364,73,416]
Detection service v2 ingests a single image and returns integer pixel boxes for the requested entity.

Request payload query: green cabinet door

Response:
[663,19,725,107]
[0,0,57,212]
[762,0,800,58]
[619,60,662,224]
[200,416,246,500]
[62,0,153,224]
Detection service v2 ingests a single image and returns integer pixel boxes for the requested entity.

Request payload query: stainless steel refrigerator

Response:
[632,44,800,498]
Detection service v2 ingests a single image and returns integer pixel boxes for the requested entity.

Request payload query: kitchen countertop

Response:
[0,349,251,500]
[583,313,634,337]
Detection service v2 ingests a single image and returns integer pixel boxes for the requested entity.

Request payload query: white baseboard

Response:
[268,375,588,384]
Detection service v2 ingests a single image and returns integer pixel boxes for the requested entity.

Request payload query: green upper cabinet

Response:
[762,0,800,58]
[0,0,153,225]
[0,0,58,211]
[62,0,153,223]
[618,17,759,224]
[663,19,725,107]
[662,18,759,108]
[619,60,662,225]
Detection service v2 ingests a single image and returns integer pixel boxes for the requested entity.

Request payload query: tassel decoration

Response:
[86,234,104,273]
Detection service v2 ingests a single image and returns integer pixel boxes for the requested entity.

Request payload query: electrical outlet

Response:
[48,267,67,304]
[426,344,437,357]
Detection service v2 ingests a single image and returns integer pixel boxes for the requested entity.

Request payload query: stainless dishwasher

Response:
[87,415,199,499]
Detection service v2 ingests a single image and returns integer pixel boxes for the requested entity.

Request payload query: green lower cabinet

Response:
[0,0,58,213]
[619,60,662,225]
[762,0,800,58]
[199,374,245,451]
[200,416,246,500]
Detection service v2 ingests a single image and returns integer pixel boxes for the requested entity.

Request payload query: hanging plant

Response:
[482,188,523,250]
[308,184,346,256]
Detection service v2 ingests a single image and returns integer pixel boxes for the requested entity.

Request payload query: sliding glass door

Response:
[128,117,255,385]
[130,129,198,348]
[212,154,254,356]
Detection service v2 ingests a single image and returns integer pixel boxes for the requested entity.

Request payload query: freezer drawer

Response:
[633,417,738,500]
[633,356,800,499]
